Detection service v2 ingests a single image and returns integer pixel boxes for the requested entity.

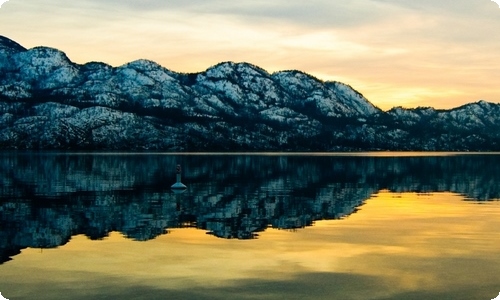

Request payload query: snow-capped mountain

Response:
[1,35,499,151]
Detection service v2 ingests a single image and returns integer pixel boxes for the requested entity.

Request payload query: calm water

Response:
[1,152,500,300]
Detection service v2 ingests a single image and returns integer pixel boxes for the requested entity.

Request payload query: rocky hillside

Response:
[1,35,499,151]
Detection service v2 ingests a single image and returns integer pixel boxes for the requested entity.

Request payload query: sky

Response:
[0,0,499,111]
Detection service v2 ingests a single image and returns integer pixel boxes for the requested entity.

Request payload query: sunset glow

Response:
[1,0,499,110]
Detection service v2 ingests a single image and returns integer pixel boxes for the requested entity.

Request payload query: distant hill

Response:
[1,35,499,151]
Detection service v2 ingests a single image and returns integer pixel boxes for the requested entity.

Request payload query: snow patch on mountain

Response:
[0,35,499,151]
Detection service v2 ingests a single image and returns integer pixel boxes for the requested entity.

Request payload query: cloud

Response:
[1,0,499,109]
[0,0,9,8]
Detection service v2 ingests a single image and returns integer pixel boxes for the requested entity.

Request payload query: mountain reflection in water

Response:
[0,152,499,264]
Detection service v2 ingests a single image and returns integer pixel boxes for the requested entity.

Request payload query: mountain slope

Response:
[0,35,499,151]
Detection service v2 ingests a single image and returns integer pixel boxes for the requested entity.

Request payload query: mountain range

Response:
[1,35,499,151]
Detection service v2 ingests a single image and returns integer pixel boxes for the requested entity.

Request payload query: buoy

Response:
[171,164,187,190]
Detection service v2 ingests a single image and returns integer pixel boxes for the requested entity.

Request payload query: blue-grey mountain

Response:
[1,35,499,151]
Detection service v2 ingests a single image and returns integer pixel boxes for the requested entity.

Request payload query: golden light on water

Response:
[2,191,500,299]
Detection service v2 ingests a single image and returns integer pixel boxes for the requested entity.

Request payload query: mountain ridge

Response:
[0,35,499,151]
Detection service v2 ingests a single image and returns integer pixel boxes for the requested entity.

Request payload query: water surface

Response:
[0,152,500,299]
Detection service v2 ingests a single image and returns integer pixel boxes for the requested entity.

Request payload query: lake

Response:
[1,152,500,300]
